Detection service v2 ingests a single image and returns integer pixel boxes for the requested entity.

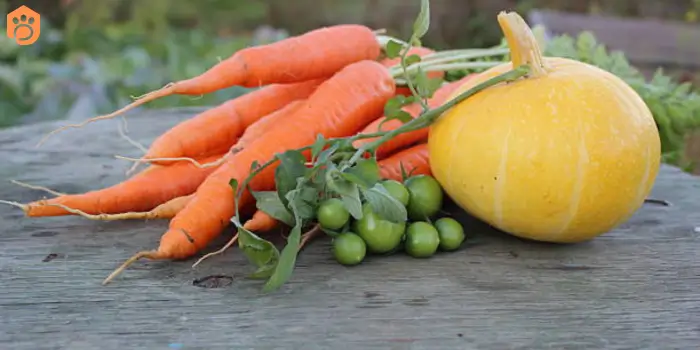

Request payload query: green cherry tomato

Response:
[434,217,465,251]
[405,175,444,220]
[332,232,367,266]
[353,204,406,254]
[381,179,410,206]
[404,221,440,258]
[317,198,350,231]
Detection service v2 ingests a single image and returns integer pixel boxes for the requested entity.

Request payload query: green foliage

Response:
[0,0,275,129]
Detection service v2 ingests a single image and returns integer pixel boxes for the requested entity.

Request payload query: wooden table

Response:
[1,108,699,350]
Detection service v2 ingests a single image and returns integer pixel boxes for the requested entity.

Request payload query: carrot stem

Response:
[418,47,508,61]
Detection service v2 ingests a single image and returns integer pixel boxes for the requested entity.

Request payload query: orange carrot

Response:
[380,46,443,96]
[143,81,321,164]
[144,98,308,170]
[103,60,396,284]
[354,74,475,159]
[48,24,381,136]
[243,210,280,232]
[234,99,305,151]
[12,153,225,218]
[40,194,195,221]
[128,194,193,220]
[378,143,431,180]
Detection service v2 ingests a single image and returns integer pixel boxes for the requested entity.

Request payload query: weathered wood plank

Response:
[1,108,699,349]
[528,9,700,69]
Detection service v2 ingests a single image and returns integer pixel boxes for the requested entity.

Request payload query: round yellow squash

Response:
[428,12,661,243]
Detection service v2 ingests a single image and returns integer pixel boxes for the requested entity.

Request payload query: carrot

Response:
[380,46,443,96]
[27,194,194,221]
[102,59,396,284]
[198,142,432,268]
[40,24,381,144]
[243,210,280,233]
[134,98,308,170]
[142,81,321,164]
[353,74,475,159]
[5,153,225,218]
[378,143,431,181]
[234,99,305,152]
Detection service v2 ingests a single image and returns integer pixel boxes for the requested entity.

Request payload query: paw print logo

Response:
[6,5,41,46]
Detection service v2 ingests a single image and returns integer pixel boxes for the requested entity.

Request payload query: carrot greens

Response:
[228,0,531,292]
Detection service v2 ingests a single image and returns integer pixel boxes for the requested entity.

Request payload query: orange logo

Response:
[6,5,40,45]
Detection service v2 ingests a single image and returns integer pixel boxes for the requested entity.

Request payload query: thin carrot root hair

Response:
[191,233,239,269]
[0,199,28,212]
[1,201,171,221]
[10,180,66,196]
[115,152,232,169]
[191,209,279,268]
[102,250,161,285]
[124,161,142,177]
[37,84,176,147]
[117,116,148,154]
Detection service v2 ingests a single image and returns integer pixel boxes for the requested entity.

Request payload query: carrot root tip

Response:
[0,199,29,212]
[124,161,142,177]
[10,180,66,196]
[102,250,160,285]
[117,119,148,154]
[191,233,239,269]
[37,86,175,147]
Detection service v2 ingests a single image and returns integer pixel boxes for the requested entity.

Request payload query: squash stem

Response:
[497,11,549,77]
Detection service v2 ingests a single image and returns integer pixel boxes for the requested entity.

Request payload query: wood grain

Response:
[1,108,699,349]
[528,9,700,69]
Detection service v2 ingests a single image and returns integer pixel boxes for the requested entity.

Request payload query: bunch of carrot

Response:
[4,22,479,285]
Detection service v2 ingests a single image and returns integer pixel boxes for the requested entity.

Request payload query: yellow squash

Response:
[428,11,661,243]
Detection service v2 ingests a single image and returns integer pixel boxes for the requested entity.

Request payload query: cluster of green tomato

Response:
[315,175,466,266]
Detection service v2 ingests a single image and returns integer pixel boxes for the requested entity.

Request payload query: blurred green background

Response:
[1,0,699,129]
